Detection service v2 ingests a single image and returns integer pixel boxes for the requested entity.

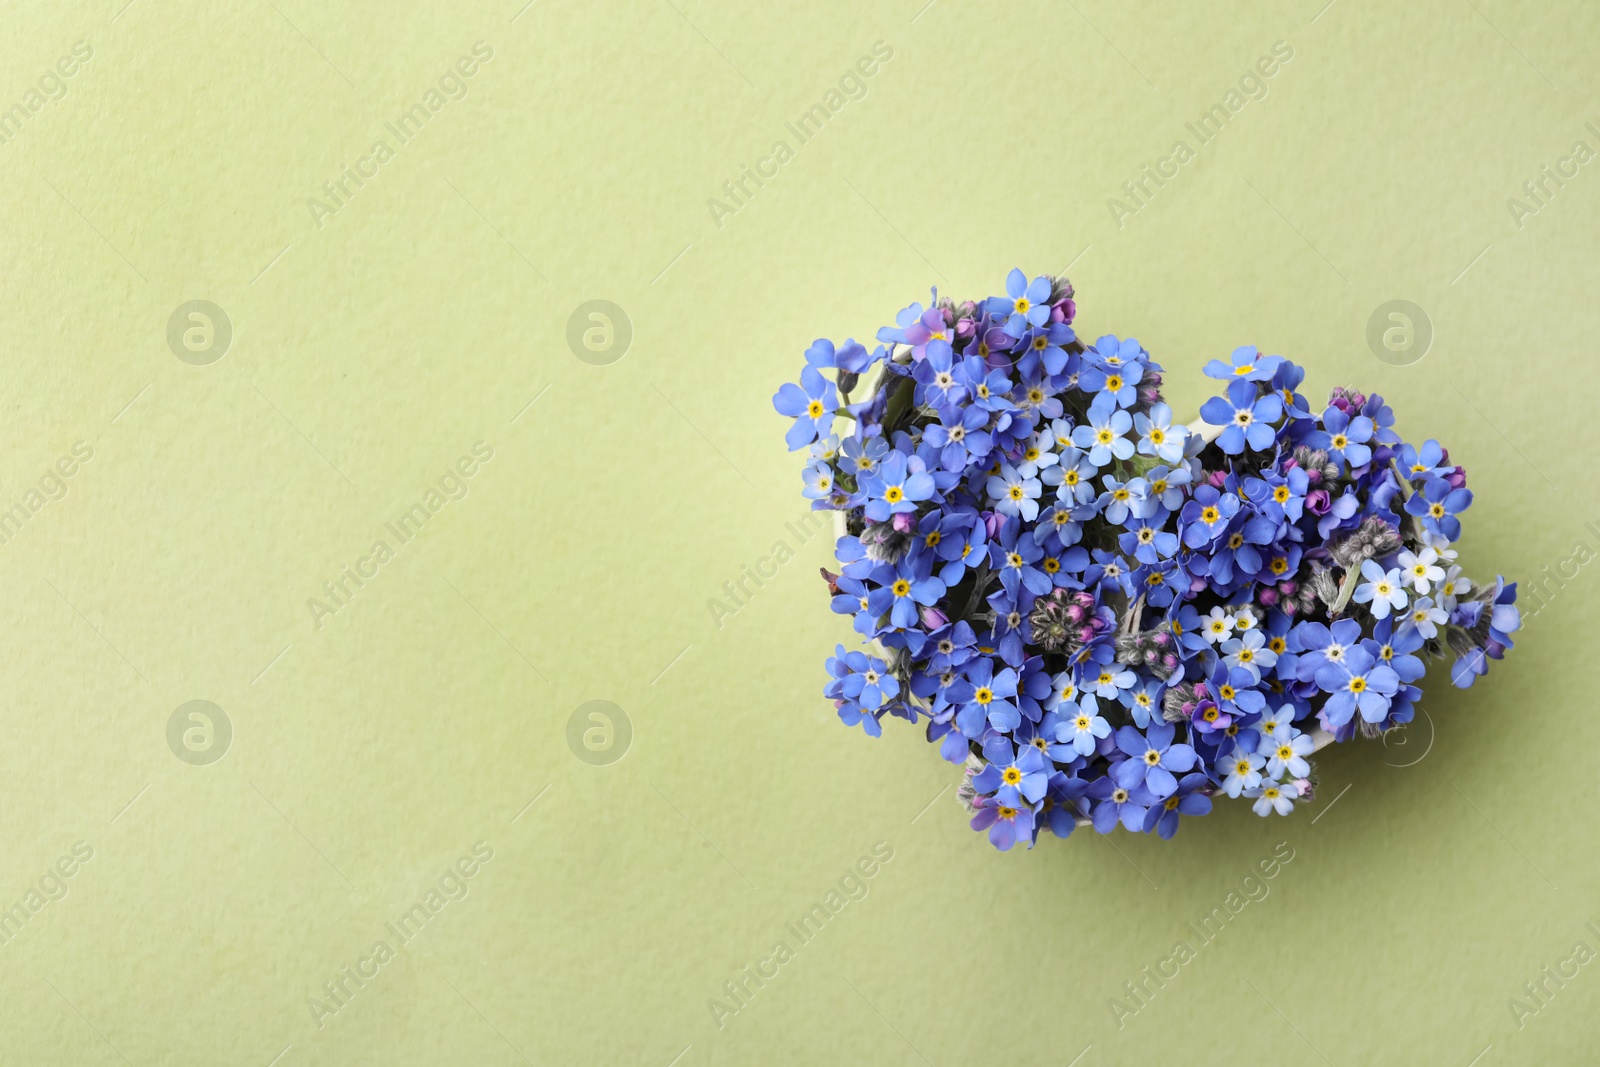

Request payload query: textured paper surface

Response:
[1,1,1596,1063]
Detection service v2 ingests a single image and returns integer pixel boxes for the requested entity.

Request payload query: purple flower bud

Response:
[892,511,915,533]
[1207,470,1228,488]
[919,605,948,629]
[984,511,1006,539]
[1446,465,1467,489]
[1306,488,1332,515]
[1258,586,1280,608]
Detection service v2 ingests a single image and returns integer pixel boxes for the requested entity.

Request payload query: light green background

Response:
[1,0,1595,1063]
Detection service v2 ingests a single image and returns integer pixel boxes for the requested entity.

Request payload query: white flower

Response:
[1436,565,1472,610]
[1222,629,1276,682]
[1421,530,1458,563]
[1015,429,1060,478]
[1261,723,1314,779]
[1402,597,1449,639]
[1222,748,1264,797]
[1352,559,1409,619]
[1397,547,1445,594]
[1202,606,1235,645]
[1250,781,1296,816]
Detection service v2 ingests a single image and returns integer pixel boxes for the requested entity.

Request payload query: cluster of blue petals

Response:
[774,271,1520,850]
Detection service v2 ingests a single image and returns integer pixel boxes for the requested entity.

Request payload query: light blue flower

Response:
[1134,402,1187,463]
[990,268,1053,338]
[1248,780,1297,817]
[1198,378,1282,455]
[987,462,1042,521]
[1352,559,1408,620]
[1061,694,1111,756]
[772,365,837,451]
[1221,747,1264,797]
[1221,629,1276,682]
[1259,723,1313,779]
[1072,395,1135,465]
[1400,596,1448,639]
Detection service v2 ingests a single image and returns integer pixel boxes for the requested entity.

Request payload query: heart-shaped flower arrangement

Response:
[774,270,1521,849]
